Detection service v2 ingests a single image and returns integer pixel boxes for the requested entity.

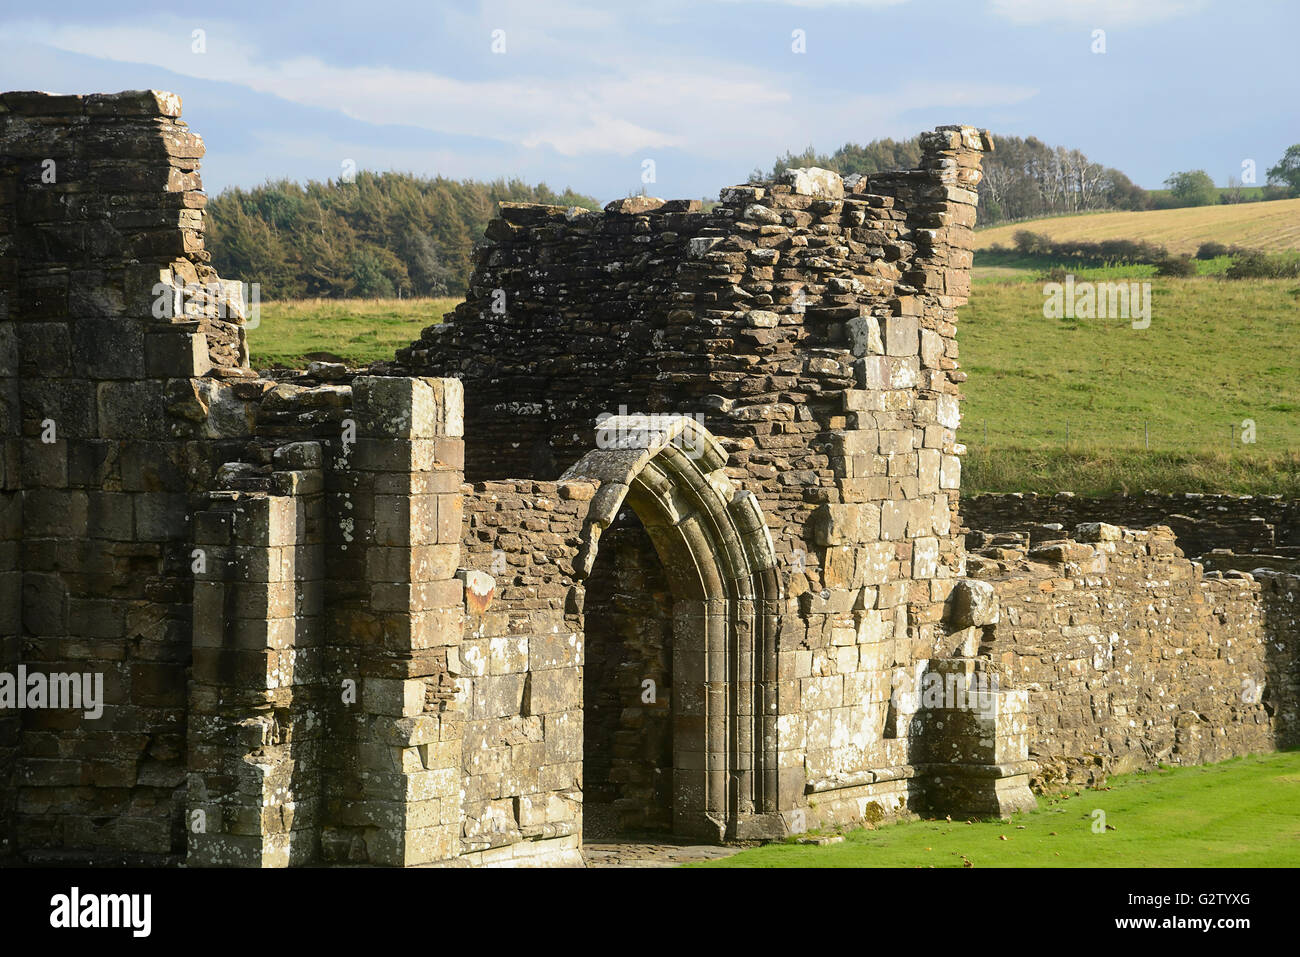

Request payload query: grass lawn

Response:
[694,751,1300,868]
[974,197,1300,255]
[246,296,458,368]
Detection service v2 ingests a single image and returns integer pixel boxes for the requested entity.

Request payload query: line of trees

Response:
[757,135,924,185]
[756,136,1300,227]
[977,136,1148,222]
[755,133,1145,225]
[206,140,1300,302]
[1161,145,1300,208]
[1160,170,1297,208]
[1003,230,1300,279]
[206,172,599,300]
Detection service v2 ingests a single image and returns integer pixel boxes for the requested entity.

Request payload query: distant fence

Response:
[964,417,1279,453]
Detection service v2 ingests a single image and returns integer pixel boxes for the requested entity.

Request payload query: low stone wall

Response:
[1197,551,1300,749]
[961,491,1300,558]
[1257,570,1300,748]
[968,523,1294,790]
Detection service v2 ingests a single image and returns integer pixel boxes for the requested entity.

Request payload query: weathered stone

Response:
[604,196,665,215]
[776,166,845,199]
[948,578,999,628]
[7,92,1291,876]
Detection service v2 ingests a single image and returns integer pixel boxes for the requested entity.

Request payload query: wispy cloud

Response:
[986,0,1209,26]
[15,0,1275,203]
[3,15,1031,164]
[714,0,910,6]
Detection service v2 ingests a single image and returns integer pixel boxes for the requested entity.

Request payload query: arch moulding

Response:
[561,414,784,841]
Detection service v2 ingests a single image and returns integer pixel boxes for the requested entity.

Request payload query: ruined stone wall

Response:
[1,92,473,867]
[7,88,1293,868]
[457,478,591,865]
[190,479,327,865]
[1193,552,1300,750]
[962,491,1300,558]
[399,198,709,481]
[968,523,1293,790]
[226,371,346,865]
[190,370,470,867]
[1257,570,1300,747]
[405,127,997,834]
[0,90,248,862]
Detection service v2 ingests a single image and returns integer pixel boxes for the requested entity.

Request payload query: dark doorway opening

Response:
[581,507,675,838]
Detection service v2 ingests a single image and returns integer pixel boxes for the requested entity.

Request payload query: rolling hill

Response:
[974,198,1300,255]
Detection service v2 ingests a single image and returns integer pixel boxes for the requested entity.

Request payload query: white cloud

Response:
[814,81,1038,149]
[1,13,1034,171]
[715,1,910,6]
[3,19,782,157]
[986,0,1209,26]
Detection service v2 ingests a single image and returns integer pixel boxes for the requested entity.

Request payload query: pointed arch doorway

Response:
[562,414,783,842]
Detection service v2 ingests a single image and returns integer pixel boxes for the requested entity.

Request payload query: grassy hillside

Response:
[246,297,457,368]
[960,271,1300,495]
[1146,185,1269,204]
[974,198,1300,255]
[694,752,1300,868]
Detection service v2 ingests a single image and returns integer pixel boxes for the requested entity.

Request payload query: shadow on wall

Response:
[581,508,675,838]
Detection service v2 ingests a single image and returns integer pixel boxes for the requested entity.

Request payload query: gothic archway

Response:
[561,414,782,841]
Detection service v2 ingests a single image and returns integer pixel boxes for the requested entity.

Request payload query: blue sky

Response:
[1,0,1295,202]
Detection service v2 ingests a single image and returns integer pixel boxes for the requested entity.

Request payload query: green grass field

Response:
[971,250,1240,280]
[960,272,1300,495]
[693,751,1300,868]
[975,197,1300,255]
[1145,185,1271,205]
[247,297,458,368]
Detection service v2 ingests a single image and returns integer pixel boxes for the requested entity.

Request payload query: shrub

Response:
[1225,251,1269,278]
[1155,255,1198,277]
[1013,229,1047,254]
[1133,240,1168,264]
[1225,250,1300,279]
[1196,241,1230,260]
[1098,239,1140,262]
[1164,170,1219,207]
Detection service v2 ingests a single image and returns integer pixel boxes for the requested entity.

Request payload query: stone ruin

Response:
[1,90,1296,866]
